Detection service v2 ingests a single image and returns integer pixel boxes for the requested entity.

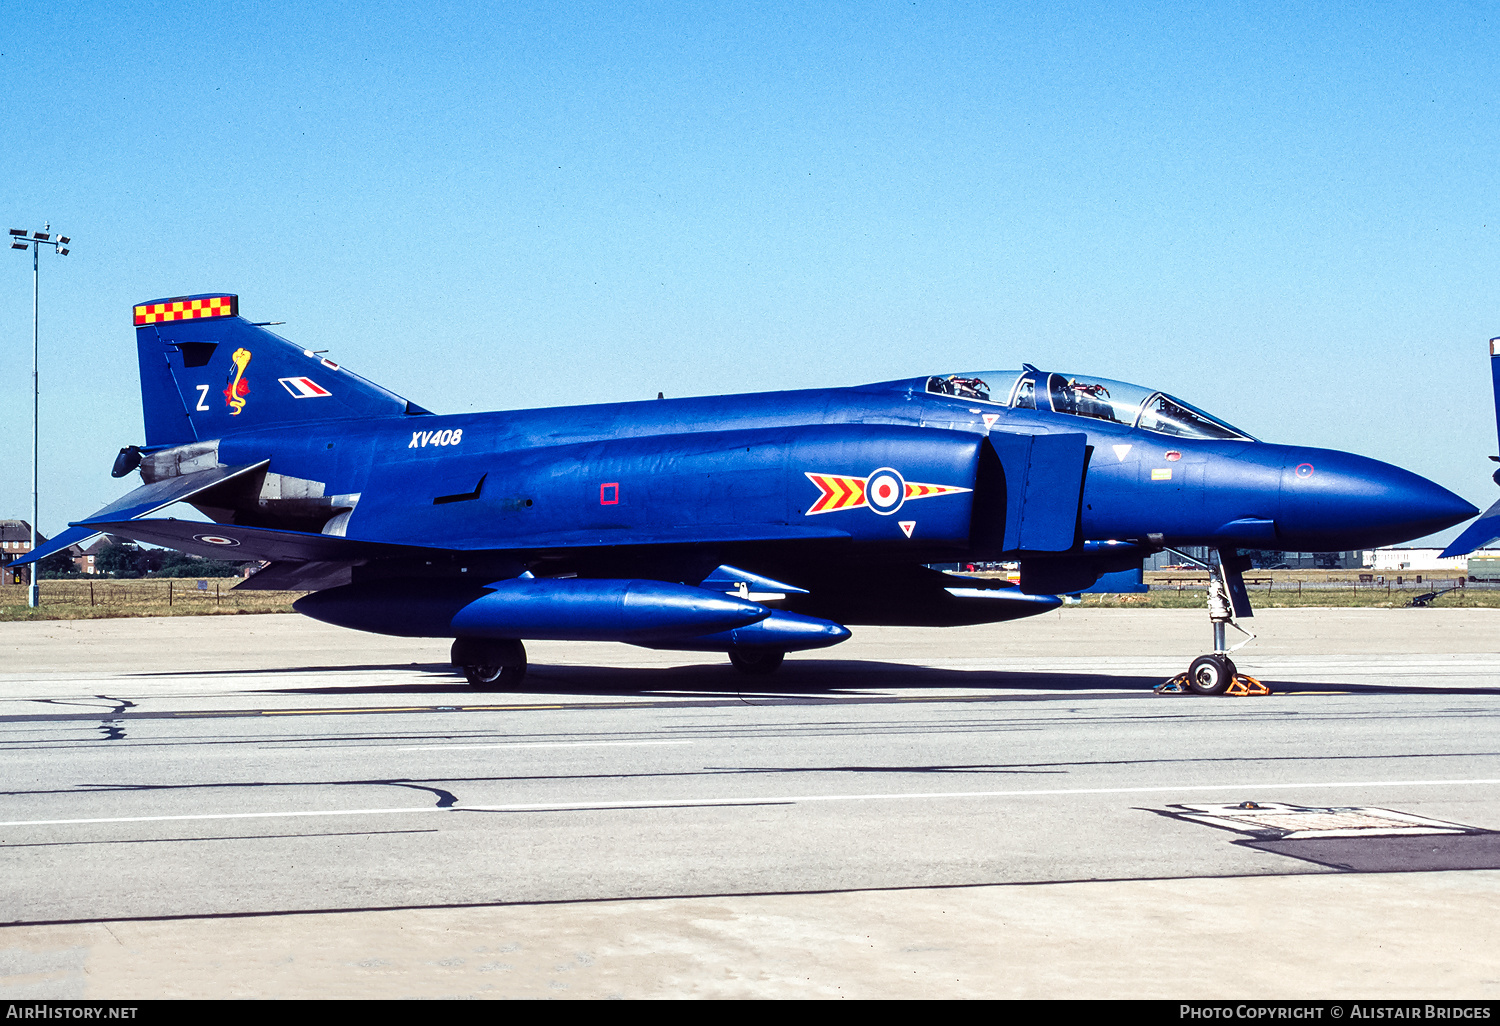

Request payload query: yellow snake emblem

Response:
[223,347,251,415]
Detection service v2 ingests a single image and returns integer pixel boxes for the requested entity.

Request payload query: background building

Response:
[1244,550,1365,570]
[71,535,122,575]
[1363,548,1500,573]
[0,520,47,584]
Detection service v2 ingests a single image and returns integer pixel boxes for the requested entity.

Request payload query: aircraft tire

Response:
[1186,654,1233,696]
[454,637,527,689]
[464,663,527,689]
[728,649,785,675]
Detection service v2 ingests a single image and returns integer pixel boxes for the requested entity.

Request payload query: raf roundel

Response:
[865,468,907,516]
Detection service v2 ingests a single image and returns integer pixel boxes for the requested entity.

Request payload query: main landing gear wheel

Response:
[463,663,527,689]
[452,638,527,690]
[1187,653,1235,696]
[728,649,785,675]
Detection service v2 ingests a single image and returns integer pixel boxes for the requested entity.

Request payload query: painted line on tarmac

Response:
[260,707,434,716]
[0,687,1357,728]
[392,739,694,752]
[3,777,1498,829]
[204,704,568,717]
[9,682,1497,728]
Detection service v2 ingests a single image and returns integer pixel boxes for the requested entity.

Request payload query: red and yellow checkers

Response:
[805,469,971,517]
[133,294,238,326]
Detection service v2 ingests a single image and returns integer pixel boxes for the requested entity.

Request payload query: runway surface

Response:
[1,607,1498,998]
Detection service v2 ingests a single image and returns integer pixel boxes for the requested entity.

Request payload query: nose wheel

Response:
[1186,653,1236,696]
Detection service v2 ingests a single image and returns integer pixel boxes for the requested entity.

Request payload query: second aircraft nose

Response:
[1276,449,1477,551]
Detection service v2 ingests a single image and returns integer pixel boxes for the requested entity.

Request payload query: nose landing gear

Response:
[1156,549,1269,696]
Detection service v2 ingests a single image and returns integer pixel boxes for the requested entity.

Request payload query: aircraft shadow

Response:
[236,659,1500,699]
[218,659,1162,698]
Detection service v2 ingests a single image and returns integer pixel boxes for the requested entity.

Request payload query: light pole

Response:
[9,224,70,608]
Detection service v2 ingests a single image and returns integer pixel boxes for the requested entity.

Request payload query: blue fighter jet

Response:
[18,294,1478,695]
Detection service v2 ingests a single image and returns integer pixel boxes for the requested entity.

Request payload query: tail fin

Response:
[134,293,430,448]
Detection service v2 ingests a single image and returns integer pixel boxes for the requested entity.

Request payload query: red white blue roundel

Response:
[865,467,907,515]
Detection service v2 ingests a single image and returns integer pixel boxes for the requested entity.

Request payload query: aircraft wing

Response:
[78,517,852,565]
[13,461,268,566]
[419,524,852,552]
[79,518,435,563]
[1440,496,1500,557]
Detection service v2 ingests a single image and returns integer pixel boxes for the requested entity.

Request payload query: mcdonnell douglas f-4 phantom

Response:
[20,294,1478,694]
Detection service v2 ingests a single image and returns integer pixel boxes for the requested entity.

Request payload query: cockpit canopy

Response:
[926,367,1256,442]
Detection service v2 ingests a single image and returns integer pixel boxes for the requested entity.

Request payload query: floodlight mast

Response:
[8,224,71,608]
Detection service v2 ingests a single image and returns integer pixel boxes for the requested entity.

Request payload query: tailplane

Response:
[135,293,430,448]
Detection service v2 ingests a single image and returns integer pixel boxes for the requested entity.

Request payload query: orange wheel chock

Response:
[1226,673,1270,696]
[1154,672,1271,696]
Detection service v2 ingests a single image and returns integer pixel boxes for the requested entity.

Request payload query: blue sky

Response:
[2,2,1498,543]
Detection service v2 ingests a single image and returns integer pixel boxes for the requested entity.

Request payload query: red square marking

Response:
[600,482,620,505]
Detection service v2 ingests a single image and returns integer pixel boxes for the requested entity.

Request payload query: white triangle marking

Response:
[1112,444,1133,462]
[898,521,915,538]
[982,414,999,429]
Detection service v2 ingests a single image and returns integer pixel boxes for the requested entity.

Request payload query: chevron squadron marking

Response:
[805,473,867,514]
[804,471,972,516]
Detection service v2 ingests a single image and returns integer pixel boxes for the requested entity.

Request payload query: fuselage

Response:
[205,372,1472,560]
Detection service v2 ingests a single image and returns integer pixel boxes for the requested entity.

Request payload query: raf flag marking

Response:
[279,376,332,399]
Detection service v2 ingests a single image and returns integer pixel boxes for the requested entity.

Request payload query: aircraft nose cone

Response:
[1277,450,1478,551]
